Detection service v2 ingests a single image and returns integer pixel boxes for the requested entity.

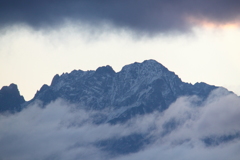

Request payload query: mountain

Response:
[0,83,25,113]
[30,59,217,124]
[1,59,239,159]
[23,59,221,155]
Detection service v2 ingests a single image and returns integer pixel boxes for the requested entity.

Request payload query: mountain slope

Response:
[30,60,217,123]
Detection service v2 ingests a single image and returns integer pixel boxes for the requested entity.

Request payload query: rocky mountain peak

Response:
[95,65,115,75]
[120,59,164,74]
[0,83,25,112]
[28,60,217,123]
[51,74,60,86]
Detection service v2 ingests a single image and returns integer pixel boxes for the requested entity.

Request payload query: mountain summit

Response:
[0,83,25,113]
[30,59,217,123]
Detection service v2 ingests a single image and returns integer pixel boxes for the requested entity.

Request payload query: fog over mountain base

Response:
[0,88,240,160]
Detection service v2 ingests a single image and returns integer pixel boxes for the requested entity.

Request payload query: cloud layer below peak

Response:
[1,88,240,160]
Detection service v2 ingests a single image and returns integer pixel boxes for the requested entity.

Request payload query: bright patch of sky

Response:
[0,23,240,100]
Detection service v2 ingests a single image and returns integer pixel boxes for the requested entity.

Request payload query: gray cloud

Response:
[0,99,139,160]
[0,88,240,160]
[115,88,240,160]
[0,0,240,33]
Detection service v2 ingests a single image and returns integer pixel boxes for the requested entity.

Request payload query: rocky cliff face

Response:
[31,60,217,123]
[0,83,25,113]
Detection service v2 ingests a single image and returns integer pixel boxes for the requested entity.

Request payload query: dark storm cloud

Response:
[0,0,240,33]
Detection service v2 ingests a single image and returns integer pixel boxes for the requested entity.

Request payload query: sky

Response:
[0,0,240,100]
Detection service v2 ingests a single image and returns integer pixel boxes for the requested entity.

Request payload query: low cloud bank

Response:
[0,88,240,160]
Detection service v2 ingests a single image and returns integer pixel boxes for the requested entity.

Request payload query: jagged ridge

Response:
[31,59,217,123]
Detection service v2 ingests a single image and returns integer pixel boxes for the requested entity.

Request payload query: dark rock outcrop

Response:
[0,83,25,113]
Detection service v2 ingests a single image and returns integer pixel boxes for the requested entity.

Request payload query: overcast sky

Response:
[0,0,240,100]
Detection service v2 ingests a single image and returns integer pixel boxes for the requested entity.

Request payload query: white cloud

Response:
[114,89,240,160]
[0,89,240,160]
[0,99,139,160]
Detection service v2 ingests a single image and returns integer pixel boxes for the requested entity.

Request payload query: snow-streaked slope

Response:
[31,59,217,123]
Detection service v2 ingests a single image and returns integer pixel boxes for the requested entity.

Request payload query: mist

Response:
[0,88,240,160]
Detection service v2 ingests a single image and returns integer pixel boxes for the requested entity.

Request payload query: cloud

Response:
[114,88,240,160]
[114,141,240,160]
[0,88,240,160]
[0,0,240,33]
[0,99,141,160]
